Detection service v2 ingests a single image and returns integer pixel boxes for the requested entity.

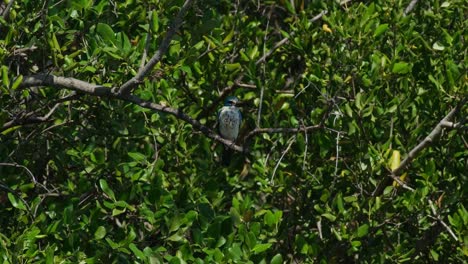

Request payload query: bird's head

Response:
[224,96,240,106]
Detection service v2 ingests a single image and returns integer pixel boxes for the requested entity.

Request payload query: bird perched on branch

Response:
[218,96,242,166]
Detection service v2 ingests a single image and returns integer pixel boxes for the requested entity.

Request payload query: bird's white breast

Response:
[219,107,240,141]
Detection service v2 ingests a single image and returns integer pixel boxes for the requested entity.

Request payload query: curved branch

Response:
[118,0,195,95]
[19,73,328,155]
[372,99,466,196]
[119,94,244,152]
[21,74,112,96]
[19,74,244,152]
[391,101,464,177]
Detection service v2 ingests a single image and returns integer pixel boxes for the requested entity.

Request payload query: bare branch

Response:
[2,116,52,132]
[120,94,244,152]
[198,3,350,119]
[139,11,153,72]
[256,37,289,65]
[428,200,458,242]
[391,103,463,177]
[118,0,194,95]
[21,74,112,96]
[0,162,37,184]
[19,73,244,152]
[372,100,465,196]
[270,136,295,184]
[404,0,419,16]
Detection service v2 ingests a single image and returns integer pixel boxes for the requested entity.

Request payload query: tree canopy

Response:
[0,0,466,262]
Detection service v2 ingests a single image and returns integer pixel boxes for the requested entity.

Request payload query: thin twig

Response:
[270,136,295,184]
[199,6,337,119]
[1,102,60,132]
[139,10,153,73]
[404,0,419,16]
[301,120,308,172]
[0,163,37,184]
[119,0,194,95]
[428,200,458,242]
[20,72,326,154]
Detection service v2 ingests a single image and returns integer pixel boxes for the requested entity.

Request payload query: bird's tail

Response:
[221,146,232,166]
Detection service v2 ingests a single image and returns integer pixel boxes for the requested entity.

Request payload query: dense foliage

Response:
[1,0,466,262]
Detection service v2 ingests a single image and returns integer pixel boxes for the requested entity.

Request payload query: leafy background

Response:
[0,0,466,262]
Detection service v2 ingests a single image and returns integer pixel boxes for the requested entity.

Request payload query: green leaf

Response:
[357,224,369,237]
[270,253,283,264]
[351,240,362,248]
[374,24,389,38]
[7,193,27,210]
[112,208,126,216]
[128,152,146,162]
[99,179,116,200]
[432,42,445,51]
[355,92,364,110]
[94,226,107,240]
[223,28,234,44]
[392,62,411,74]
[151,10,159,32]
[167,233,183,242]
[96,23,116,45]
[2,65,9,88]
[225,63,241,71]
[336,193,345,214]
[344,103,353,117]
[228,243,242,261]
[129,243,145,259]
[252,243,272,254]
[321,213,336,222]
[51,33,61,52]
[264,210,282,227]
[11,75,23,90]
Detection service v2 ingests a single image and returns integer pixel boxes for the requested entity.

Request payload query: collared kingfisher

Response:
[218,96,242,165]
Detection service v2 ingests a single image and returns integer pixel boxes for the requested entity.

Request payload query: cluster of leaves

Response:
[1,0,466,262]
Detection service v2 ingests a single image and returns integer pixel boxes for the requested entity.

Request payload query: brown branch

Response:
[372,100,465,196]
[19,74,328,154]
[19,74,244,152]
[118,0,194,95]
[21,74,112,96]
[119,94,244,152]
[391,103,463,177]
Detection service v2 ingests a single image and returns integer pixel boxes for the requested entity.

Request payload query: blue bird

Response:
[218,96,242,165]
